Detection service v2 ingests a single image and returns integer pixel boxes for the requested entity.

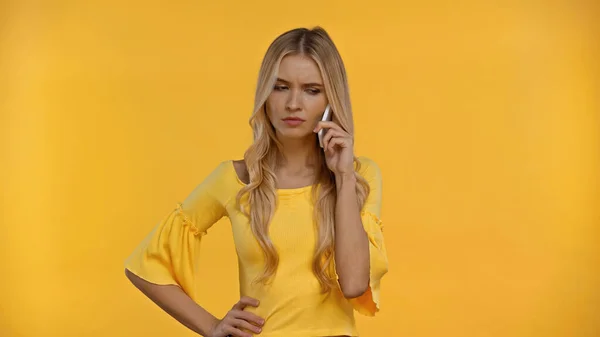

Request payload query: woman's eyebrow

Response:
[276,77,324,87]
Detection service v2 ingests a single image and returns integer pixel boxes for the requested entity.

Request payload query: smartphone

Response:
[318,104,333,148]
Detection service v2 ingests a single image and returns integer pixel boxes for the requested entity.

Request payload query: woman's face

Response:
[266,54,328,142]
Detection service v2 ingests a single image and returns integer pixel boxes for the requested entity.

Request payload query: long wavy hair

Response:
[235,26,371,293]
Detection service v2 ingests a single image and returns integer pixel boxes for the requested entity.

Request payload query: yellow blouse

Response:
[124,156,388,337]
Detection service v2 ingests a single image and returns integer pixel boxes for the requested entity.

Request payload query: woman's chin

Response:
[275,131,317,143]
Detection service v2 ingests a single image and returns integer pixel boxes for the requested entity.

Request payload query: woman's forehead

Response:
[277,54,323,83]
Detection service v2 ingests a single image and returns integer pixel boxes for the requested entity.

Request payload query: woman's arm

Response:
[126,270,264,337]
[333,173,370,298]
[314,120,372,299]
[125,269,218,336]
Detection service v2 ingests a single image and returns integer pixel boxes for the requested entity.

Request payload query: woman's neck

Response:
[277,136,320,175]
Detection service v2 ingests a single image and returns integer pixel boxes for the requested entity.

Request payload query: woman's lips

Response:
[282,117,305,126]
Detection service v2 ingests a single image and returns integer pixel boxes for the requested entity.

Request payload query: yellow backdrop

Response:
[1,1,598,336]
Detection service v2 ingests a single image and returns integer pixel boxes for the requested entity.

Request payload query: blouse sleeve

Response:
[348,156,389,316]
[124,161,231,302]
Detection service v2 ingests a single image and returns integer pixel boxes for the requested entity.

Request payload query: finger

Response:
[328,137,349,152]
[234,310,265,326]
[240,296,260,307]
[224,325,252,337]
[232,296,260,310]
[323,128,345,149]
[314,121,344,133]
[231,318,263,334]
[322,128,344,148]
[322,129,333,151]
[322,129,329,150]
[324,130,350,153]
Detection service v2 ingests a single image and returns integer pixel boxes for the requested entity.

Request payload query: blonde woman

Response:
[124,26,388,337]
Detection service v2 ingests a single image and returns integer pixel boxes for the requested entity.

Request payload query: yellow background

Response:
[1,1,598,336]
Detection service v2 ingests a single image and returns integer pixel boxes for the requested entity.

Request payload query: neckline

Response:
[228,160,314,195]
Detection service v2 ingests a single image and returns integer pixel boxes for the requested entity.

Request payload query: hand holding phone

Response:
[317,104,332,148]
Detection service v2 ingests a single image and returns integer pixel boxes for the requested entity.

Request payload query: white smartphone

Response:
[318,104,333,148]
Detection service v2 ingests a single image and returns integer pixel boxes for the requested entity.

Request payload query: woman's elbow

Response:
[339,279,369,299]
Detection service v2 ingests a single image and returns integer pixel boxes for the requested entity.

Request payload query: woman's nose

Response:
[285,90,302,111]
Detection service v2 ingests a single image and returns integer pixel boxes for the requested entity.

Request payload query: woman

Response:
[124,26,388,337]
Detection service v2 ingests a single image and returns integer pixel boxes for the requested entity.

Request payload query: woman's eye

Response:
[307,88,321,95]
[274,85,288,91]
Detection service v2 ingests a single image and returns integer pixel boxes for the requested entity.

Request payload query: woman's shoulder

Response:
[194,159,244,190]
[231,159,249,185]
[215,157,378,186]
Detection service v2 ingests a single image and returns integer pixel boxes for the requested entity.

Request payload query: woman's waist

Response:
[239,264,334,293]
[239,285,355,335]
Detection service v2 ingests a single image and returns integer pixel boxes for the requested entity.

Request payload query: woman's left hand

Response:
[314,121,354,175]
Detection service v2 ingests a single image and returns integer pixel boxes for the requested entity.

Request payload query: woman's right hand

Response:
[208,296,265,337]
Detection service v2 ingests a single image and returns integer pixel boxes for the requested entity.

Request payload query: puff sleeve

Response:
[124,161,231,302]
[348,157,389,316]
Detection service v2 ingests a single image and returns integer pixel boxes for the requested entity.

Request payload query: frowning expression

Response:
[266,54,328,142]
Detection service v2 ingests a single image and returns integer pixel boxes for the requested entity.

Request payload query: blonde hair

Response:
[235,26,371,293]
